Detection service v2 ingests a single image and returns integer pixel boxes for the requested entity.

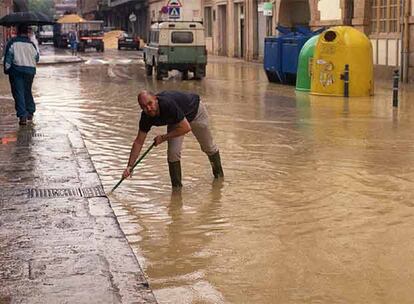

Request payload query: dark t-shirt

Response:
[139,91,200,133]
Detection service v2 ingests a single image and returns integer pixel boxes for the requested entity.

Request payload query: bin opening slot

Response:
[324,31,337,42]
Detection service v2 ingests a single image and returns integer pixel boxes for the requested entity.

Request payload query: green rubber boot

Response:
[208,151,224,178]
[168,161,182,188]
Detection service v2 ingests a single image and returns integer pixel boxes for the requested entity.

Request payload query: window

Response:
[371,0,402,34]
[150,31,159,44]
[171,31,193,43]
[204,6,213,37]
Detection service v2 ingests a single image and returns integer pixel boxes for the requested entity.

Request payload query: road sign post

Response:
[129,13,136,34]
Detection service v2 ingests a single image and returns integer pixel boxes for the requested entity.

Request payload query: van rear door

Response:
[167,30,199,64]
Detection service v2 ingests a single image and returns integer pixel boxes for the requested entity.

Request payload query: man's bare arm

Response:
[153,118,191,146]
[123,130,147,178]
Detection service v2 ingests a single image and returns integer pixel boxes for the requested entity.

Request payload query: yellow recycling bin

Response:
[311,26,374,97]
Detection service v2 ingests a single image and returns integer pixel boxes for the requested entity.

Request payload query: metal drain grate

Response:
[28,186,105,198]
[81,186,106,198]
[17,131,46,146]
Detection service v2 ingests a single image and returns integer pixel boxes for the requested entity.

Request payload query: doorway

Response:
[217,4,227,56]
[234,2,245,58]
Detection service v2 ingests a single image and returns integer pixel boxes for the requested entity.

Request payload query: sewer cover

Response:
[28,186,106,198]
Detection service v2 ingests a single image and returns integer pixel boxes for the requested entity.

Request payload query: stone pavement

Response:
[0,98,157,304]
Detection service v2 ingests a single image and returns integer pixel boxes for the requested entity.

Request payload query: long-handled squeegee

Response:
[109,142,155,194]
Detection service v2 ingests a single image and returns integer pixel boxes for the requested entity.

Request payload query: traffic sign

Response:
[129,13,137,22]
[168,7,180,19]
[166,0,182,7]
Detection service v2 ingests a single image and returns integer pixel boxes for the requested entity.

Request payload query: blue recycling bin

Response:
[263,36,282,82]
[264,26,323,84]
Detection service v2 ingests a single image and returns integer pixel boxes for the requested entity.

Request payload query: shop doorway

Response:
[217,4,227,56]
[234,3,245,58]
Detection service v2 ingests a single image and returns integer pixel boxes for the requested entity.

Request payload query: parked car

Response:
[143,21,207,80]
[37,25,53,44]
[118,33,140,50]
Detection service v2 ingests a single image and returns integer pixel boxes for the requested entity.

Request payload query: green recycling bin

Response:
[296,35,319,92]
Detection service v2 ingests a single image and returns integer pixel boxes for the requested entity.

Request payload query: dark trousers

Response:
[9,73,35,118]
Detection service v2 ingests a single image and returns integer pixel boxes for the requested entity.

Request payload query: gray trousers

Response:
[167,102,218,162]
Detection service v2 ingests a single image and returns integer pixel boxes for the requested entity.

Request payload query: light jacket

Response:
[3,35,39,75]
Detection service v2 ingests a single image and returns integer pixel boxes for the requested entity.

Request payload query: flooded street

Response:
[3,46,414,303]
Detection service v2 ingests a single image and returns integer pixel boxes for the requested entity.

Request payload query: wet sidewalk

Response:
[38,54,83,65]
[0,98,157,303]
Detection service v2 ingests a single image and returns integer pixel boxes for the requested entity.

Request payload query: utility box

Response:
[311,26,374,97]
[296,35,319,92]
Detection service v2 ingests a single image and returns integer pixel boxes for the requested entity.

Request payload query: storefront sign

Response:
[263,2,273,16]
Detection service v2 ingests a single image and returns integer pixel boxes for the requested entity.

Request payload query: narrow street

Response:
[2,44,414,303]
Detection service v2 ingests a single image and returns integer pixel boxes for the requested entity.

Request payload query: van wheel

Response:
[193,71,202,80]
[145,64,153,76]
[194,67,205,80]
[182,70,189,80]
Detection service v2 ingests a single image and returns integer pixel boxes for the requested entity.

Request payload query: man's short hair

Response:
[138,90,155,103]
[17,24,28,35]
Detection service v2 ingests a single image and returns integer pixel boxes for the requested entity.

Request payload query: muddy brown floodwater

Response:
[3,47,414,303]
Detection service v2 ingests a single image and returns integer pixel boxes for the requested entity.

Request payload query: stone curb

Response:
[0,56,85,67]
[66,118,158,304]
[38,56,85,65]
[0,99,158,304]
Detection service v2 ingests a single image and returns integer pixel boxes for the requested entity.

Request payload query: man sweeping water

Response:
[123,90,224,188]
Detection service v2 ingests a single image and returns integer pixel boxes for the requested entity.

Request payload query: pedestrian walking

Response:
[3,24,39,126]
[123,90,224,188]
[68,29,78,56]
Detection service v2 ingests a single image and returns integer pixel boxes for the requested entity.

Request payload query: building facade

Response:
[104,0,147,37]
[55,0,77,18]
[202,0,414,81]
[78,0,100,20]
[148,0,202,22]
[78,0,148,38]
[0,0,15,49]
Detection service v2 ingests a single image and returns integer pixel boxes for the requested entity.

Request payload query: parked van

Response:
[143,21,207,80]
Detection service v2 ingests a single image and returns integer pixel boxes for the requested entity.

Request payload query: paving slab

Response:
[0,98,157,304]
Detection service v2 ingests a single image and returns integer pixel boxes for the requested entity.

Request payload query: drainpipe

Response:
[400,0,405,82]
[403,0,410,83]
